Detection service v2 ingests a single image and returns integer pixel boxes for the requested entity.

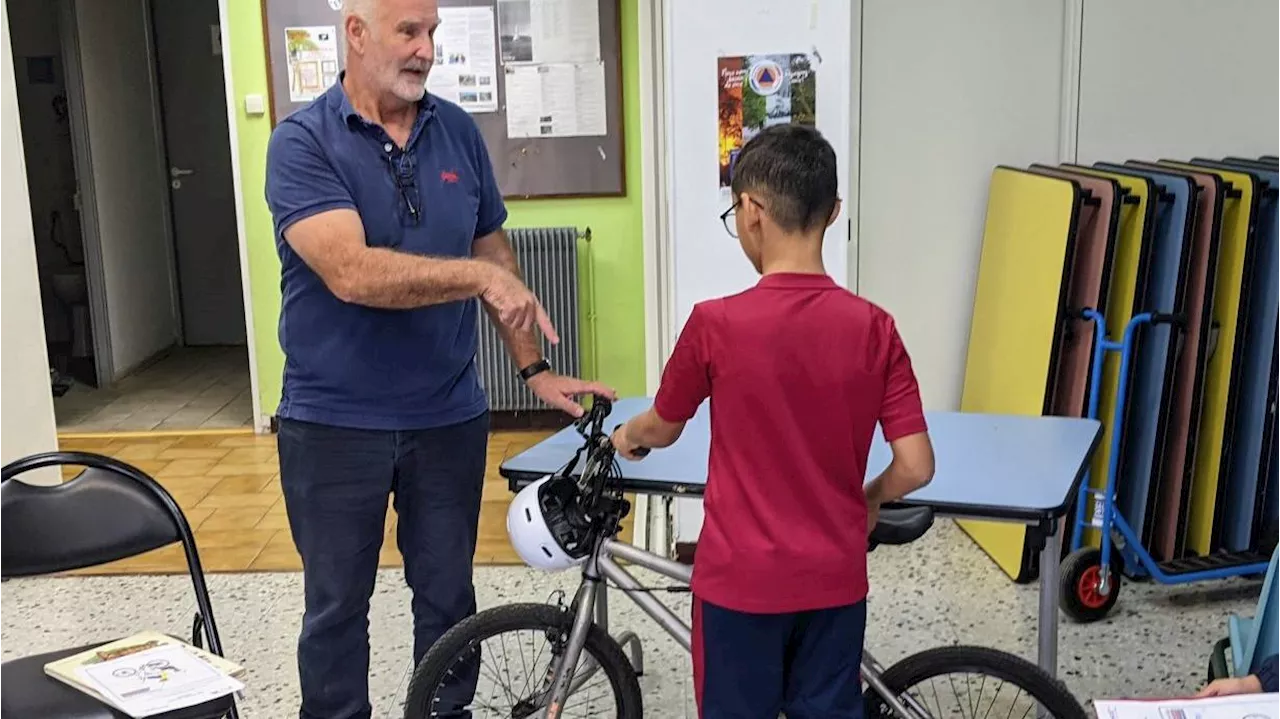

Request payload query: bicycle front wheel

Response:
[866,646,1088,719]
[403,603,643,719]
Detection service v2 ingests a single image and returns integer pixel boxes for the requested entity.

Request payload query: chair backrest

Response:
[1229,546,1279,676]
[2,451,235,707]
[1,452,192,578]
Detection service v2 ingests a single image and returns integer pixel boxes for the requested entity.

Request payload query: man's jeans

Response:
[277,413,489,719]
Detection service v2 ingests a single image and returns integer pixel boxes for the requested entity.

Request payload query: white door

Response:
[64,0,179,380]
[151,0,246,346]
[664,0,855,335]
[658,0,858,546]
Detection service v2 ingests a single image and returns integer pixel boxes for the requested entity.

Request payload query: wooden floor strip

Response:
[48,429,631,575]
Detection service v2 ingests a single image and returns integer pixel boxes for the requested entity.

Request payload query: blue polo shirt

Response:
[264,81,506,430]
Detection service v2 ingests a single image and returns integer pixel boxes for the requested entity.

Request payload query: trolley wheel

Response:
[1059,547,1121,623]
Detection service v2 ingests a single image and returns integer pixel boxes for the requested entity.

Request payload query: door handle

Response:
[169,166,195,178]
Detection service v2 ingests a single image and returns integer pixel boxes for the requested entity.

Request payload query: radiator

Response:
[477,227,583,411]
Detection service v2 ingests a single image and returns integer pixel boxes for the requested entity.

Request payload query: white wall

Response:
[71,0,177,378]
[2,0,61,485]
[857,0,1072,412]
[1075,0,1279,164]
[858,0,1279,412]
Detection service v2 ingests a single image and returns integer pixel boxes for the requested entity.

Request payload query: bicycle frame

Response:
[536,533,932,719]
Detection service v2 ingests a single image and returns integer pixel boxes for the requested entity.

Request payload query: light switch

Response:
[244,94,266,116]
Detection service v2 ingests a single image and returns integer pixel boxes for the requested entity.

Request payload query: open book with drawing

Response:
[44,631,245,717]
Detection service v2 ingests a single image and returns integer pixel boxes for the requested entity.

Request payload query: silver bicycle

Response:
[404,398,1089,719]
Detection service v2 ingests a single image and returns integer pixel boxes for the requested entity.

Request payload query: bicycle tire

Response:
[867,645,1088,719]
[403,603,644,719]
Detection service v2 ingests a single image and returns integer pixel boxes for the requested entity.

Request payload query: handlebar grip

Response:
[592,395,613,416]
[611,424,650,458]
[1149,312,1184,326]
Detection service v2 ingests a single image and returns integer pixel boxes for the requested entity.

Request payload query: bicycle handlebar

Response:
[611,424,650,458]
[573,396,649,459]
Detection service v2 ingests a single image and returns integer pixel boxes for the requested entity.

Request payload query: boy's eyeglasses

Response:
[720,195,843,237]
[719,196,764,239]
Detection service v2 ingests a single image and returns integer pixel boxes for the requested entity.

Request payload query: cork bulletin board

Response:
[260,0,626,198]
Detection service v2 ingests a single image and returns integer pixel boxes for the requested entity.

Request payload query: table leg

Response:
[1037,519,1062,678]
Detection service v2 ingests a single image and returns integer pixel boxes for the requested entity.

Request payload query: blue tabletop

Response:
[500,398,1103,522]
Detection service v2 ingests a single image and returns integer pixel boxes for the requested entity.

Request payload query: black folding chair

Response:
[1,451,239,719]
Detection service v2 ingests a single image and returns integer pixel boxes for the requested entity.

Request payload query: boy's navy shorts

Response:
[692,597,867,719]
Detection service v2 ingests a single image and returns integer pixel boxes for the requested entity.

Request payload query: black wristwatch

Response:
[519,359,551,381]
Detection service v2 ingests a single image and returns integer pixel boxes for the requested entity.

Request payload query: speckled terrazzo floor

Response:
[1,521,1260,717]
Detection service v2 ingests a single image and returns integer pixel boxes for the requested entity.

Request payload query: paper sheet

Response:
[504,62,606,138]
[498,0,600,65]
[77,645,244,718]
[529,0,600,63]
[285,26,339,102]
[1094,694,1280,719]
[428,6,499,113]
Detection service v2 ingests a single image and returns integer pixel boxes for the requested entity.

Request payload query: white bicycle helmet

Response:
[507,474,594,572]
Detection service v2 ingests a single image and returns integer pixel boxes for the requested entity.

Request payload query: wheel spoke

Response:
[415,613,629,719]
[884,668,1072,719]
[870,644,1080,716]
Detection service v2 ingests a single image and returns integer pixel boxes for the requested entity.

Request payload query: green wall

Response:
[225,0,647,418]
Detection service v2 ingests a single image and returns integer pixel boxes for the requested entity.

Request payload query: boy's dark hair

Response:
[729,124,838,234]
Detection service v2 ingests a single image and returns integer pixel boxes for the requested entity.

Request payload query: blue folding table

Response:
[501,397,1103,679]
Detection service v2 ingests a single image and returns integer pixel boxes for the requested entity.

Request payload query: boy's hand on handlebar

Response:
[526,373,616,418]
[610,425,648,461]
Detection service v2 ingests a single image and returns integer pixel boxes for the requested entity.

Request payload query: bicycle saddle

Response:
[868,506,934,548]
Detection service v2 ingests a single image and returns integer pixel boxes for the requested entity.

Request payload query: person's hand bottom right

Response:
[1195,674,1263,697]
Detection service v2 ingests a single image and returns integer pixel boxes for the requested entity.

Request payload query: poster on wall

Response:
[285,26,340,102]
[504,62,606,138]
[428,6,499,113]
[717,53,816,192]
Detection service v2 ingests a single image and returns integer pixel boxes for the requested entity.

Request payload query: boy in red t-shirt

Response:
[611,124,936,718]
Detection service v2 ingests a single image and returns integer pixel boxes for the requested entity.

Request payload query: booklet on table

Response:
[1095,693,1279,719]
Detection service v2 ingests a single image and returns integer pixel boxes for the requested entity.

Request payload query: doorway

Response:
[8,0,253,433]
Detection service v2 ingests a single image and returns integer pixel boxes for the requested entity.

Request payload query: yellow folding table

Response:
[958,167,1083,581]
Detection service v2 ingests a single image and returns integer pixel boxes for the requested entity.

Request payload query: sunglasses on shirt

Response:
[384,151,421,226]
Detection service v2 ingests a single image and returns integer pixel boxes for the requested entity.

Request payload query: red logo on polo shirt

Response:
[440,170,459,184]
